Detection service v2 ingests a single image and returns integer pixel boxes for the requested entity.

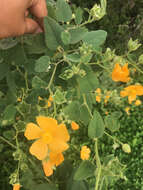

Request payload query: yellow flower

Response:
[42,160,53,177]
[48,96,53,102]
[80,146,91,160]
[17,98,22,102]
[95,88,101,103]
[42,152,64,177]
[96,95,101,103]
[105,111,108,115]
[45,96,53,108]
[24,116,70,160]
[112,63,130,82]
[120,85,143,104]
[95,88,101,94]
[125,107,130,115]
[13,184,20,190]
[135,100,141,106]
[38,96,43,101]
[71,121,79,130]
[104,91,111,104]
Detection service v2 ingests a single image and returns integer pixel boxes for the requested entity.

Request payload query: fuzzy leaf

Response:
[74,161,95,180]
[56,0,72,22]
[88,110,105,138]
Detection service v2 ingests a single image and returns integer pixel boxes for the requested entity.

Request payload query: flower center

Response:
[42,132,53,144]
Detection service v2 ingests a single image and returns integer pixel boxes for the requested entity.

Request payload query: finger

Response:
[24,17,42,34]
[30,0,47,30]
[25,10,29,17]
[30,0,47,18]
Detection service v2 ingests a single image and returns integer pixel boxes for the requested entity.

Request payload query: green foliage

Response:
[82,30,107,49]
[1,0,143,189]
[88,110,105,139]
[56,0,72,22]
[35,56,50,72]
[74,161,96,180]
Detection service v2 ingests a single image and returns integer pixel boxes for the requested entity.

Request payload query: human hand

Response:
[0,0,47,39]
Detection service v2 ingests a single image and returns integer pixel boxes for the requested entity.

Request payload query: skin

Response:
[0,0,47,39]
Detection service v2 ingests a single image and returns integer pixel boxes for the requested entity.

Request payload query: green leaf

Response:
[59,68,74,80]
[77,65,99,94]
[44,17,64,50]
[2,44,26,66]
[66,170,88,190]
[35,56,50,72]
[64,101,80,121]
[1,104,17,126]
[24,33,47,54]
[104,115,120,132]
[65,53,81,62]
[80,53,92,63]
[34,183,58,190]
[69,27,88,44]
[67,181,88,190]
[17,102,31,115]
[56,0,72,22]
[53,88,66,104]
[32,76,47,89]
[0,91,4,98]
[3,130,15,140]
[82,30,107,48]
[79,105,91,125]
[101,0,107,12]
[74,161,95,180]
[6,72,17,94]
[75,7,83,25]
[0,63,9,80]
[47,3,56,19]
[88,110,105,138]
[61,30,71,45]
[0,38,18,50]
[0,144,4,152]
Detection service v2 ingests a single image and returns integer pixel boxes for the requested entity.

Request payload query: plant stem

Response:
[89,62,110,72]
[24,71,29,91]
[104,131,123,145]
[83,94,93,118]
[0,136,16,149]
[95,139,102,190]
[49,89,57,117]
[127,55,143,74]
[46,60,63,90]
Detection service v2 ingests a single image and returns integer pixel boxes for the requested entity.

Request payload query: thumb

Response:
[24,18,42,34]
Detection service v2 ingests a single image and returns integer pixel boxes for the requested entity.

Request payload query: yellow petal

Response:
[42,161,53,176]
[49,139,69,153]
[24,123,41,140]
[135,99,141,106]
[80,146,91,160]
[122,63,129,75]
[120,90,128,97]
[13,184,20,190]
[29,139,48,160]
[112,63,121,81]
[55,123,70,141]
[36,116,57,132]
[71,121,79,130]
[135,85,143,95]
[50,152,64,166]
[128,94,136,104]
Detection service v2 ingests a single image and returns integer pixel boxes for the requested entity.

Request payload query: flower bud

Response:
[128,38,141,52]
[90,4,103,20]
[138,54,143,64]
[122,144,131,153]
